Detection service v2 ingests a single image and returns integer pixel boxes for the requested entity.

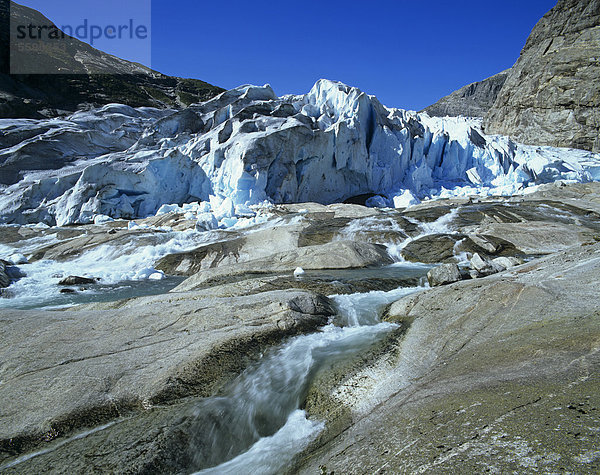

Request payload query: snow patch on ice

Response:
[392,189,419,209]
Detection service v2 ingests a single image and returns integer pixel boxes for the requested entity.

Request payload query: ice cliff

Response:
[1,79,599,226]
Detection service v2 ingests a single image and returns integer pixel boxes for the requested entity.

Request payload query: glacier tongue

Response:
[1,79,599,226]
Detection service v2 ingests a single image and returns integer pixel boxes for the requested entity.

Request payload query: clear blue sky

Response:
[17,0,557,111]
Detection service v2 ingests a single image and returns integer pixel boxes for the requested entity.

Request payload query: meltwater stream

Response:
[189,285,423,474]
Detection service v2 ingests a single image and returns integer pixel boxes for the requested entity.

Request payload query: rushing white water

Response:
[415,207,460,235]
[0,213,302,309]
[191,284,423,474]
[0,209,428,472]
[386,207,460,262]
[0,229,218,309]
[196,410,323,475]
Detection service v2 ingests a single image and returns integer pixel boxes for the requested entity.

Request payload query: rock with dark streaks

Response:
[58,276,98,286]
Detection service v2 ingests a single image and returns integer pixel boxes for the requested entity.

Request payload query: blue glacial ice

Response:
[1,79,599,226]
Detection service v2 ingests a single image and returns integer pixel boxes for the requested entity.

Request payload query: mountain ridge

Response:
[0,0,224,118]
[421,70,510,118]
[423,0,600,152]
[484,0,600,152]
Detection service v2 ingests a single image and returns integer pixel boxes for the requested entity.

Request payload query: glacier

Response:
[0,79,599,226]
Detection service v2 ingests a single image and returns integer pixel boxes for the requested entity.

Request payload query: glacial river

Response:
[191,283,424,474]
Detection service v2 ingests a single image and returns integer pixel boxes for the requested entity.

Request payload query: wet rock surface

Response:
[58,275,98,286]
[1,185,600,472]
[296,241,600,474]
[0,261,9,288]
[0,290,334,467]
[400,232,519,263]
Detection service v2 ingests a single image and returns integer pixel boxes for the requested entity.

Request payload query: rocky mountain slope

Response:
[0,1,224,118]
[422,70,509,118]
[425,0,600,152]
[484,0,600,152]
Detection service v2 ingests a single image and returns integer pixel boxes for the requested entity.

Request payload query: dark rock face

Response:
[422,70,509,118]
[400,233,518,264]
[484,0,600,152]
[58,276,97,285]
[0,2,224,118]
[0,261,9,288]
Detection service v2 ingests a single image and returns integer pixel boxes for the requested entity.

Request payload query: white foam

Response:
[332,285,425,327]
[0,229,214,309]
[194,410,323,475]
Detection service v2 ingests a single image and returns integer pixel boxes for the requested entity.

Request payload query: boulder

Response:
[469,253,505,277]
[0,262,10,288]
[492,256,522,269]
[466,233,499,253]
[401,234,461,263]
[426,263,462,287]
[58,276,98,286]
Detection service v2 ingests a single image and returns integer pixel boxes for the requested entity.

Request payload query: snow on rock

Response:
[148,271,165,281]
[93,214,114,224]
[1,80,599,226]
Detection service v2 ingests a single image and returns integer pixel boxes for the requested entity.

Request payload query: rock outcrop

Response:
[298,241,600,473]
[422,70,510,118]
[58,275,97,285]
[484,0,600,152]
[172,241,393,292]
[0,289,334,464]
[426,263,461,287]
[0,260,9,287]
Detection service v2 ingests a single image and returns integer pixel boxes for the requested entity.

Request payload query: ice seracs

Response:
[0,79,599,226]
